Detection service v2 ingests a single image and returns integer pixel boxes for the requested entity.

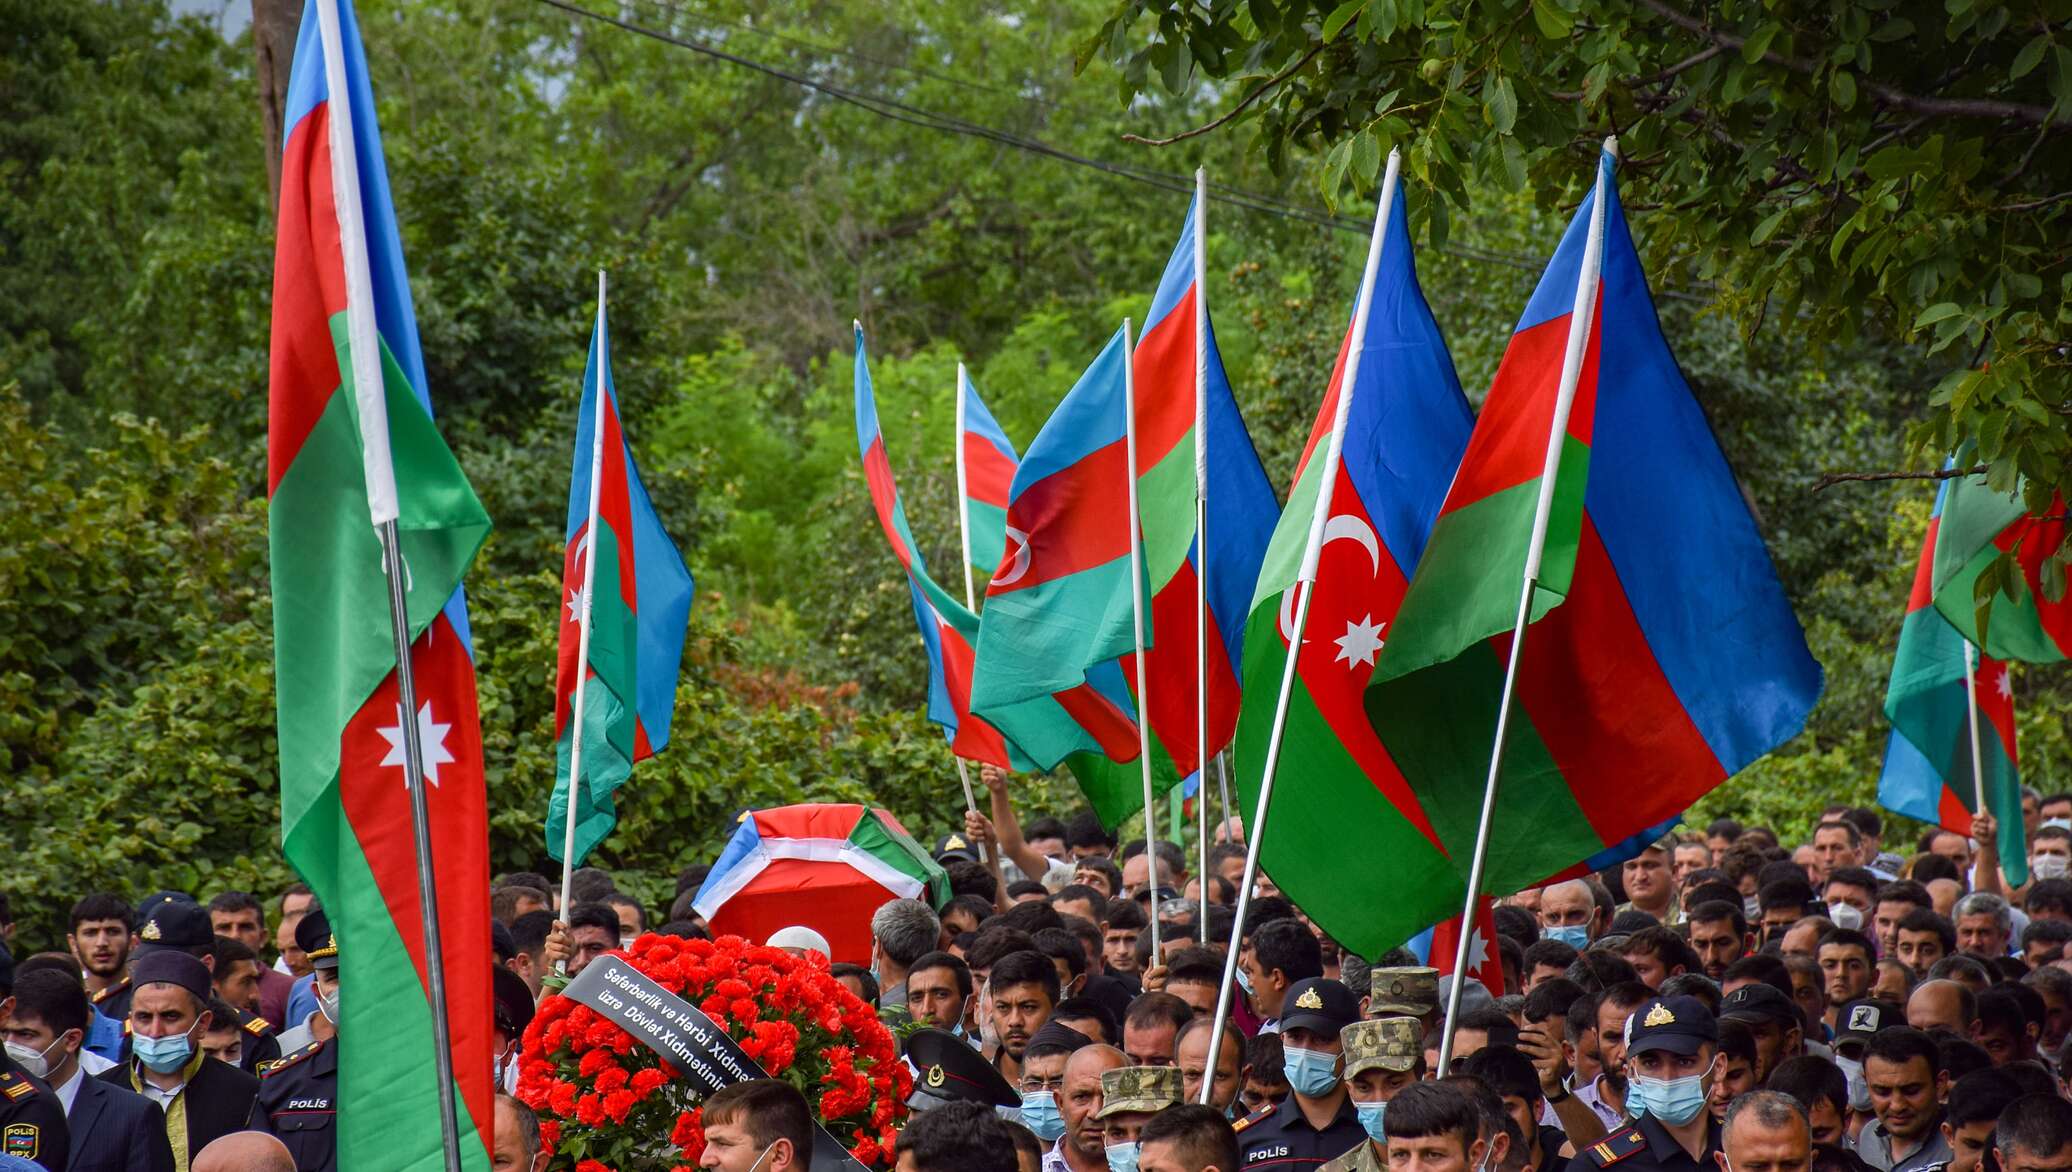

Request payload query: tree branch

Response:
[1638,0,2062,127]
[1811,464,1988,492]
[1122,43,1326,146]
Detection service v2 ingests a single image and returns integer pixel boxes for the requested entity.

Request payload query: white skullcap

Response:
[765,925,831,955]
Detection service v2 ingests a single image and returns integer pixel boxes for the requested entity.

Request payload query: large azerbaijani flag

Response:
[1365,143,1822,897]
[970,327,1154,812]
[1233,165,1471,956]
[1129,190,1279,778]
[1930,470,2071,663]
[856,329,1136,771]
[958,366,1020,587]
[268,0,493,1166]
[547,290,695,866]
[1880,475,2024,880]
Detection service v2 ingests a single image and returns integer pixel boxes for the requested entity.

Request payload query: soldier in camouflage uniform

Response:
[1366,967,1439,1031]
[1098,1066,1184,1170]
[1319,1017,1425,1172]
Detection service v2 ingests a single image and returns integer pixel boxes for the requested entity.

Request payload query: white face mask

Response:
[2032,855,2071,881]
[2,1037,61,1080]
[1826,902,1865,931]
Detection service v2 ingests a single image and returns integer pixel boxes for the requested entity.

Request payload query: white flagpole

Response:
[557,271,610,928]
[1193,168,1213,945]
[1199,150,1401,1102]
[951,364,981,818]
[315,0,462,1166]
[1122,316,1162,963]
[1436,137,1616,1079]
[1964,641,1989,829]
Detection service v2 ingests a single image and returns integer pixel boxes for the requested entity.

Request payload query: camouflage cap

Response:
[1366,966,1439,1016]
[1342,1017,1423,1077]
[1096,1065,1184,1118]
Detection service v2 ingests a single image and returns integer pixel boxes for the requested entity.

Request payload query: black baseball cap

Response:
[1718,983,1801,1027]
[1626,995,1719,1057]
[1280,977,1360,1037]
[1835,998,1903,1055]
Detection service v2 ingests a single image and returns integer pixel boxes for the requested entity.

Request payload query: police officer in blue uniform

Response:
[1565,996,1724,1172]
[1237,978,1367,1171]
[248,912,339,1171]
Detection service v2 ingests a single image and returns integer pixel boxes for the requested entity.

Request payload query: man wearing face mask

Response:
[1540,883,1602,951]
[248,909,341,1171]
[0,979,71,1171]
[1317,1017,1423,1172]
[1016,1024,1093,1148]
[1238,978,1366,1170]
[1564,996,1723,1172]
[1097,1066,1184,1172]
[1,969,171,1172]
[100,951,258,1170]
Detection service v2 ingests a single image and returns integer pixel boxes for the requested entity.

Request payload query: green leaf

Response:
[2013,33,2050,80]
[1352,129,1382,184]
[1830,70,1857,110]
[2007,271,2043,299]
[1751,208,1789,245]
[1914,302,1964,328]
[1323,0,1367,41]
[1485,75,1518,134]
[1742,22,1779,64]
[1531,0,1574,39]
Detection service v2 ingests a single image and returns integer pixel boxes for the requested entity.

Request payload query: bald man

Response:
[1906,981,1977,1038]
[1717,1090,1812,1172]
[1057,1044,1129,1172]
[1539,881,1602,947]
[193,1131,296,1172]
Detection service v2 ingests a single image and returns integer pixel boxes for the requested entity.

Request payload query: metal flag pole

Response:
[1193,167,1213,945]
[1963,641,1989,829]
[951,363,982,818]
[315,0,463,1165]
[557,271,610,931]
[1199,150,1401,1102]
[951,362,1002,879]
[1122,316,1162,963]
[1435,137,1614,1079]
[1216,751,1234,847]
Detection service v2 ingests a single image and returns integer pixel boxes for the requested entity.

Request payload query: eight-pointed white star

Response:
[565,582,590,625]
[1463,928,1491,976]
[1994,667,2013,700]
[1334,615,1386,668]
[378,701,456,788]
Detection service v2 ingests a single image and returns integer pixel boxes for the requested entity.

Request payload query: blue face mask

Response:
[1236,967,1254,996]
[1283,1045,1342,1098]
[1542,924,1590,949]
[1356,1099,1388,1142]
[1629,1069,1709,1126]
[133,1028,194,1074]
[1105,1141,1140,1172]
[1019,1091,1065,1142]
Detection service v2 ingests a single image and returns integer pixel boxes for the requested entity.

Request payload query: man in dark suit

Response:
[97,952,256,1171]
[2,970,172,1172]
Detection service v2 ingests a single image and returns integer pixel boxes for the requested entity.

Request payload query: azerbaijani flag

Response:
[268,0,493,1166]
[1366,143,1822,898]
[1129,189,1279,778]
[1930,470,2071,663]
[1880,475,2024,880]
[1232,166,1470,957]
[970,327,1149,787]
[855,328,1133,771]
[958,365,1020,586]
[547,286,695,866]
[1411,895,1505,998]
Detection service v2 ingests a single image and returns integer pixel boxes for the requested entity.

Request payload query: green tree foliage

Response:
[2,0,2068,946]
[1089,0,2072,588]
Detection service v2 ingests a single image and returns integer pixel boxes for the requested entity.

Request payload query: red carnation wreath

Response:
[515,933,912,1171]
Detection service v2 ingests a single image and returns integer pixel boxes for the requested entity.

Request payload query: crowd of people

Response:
[12,775,2072,1172]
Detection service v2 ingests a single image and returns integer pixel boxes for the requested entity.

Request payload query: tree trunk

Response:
[253,0,304,205]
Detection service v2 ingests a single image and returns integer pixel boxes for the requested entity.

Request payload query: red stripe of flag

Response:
[268,105,346,494]
[1439,291,1604,518]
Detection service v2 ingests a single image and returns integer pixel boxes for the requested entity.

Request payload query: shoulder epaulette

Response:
[1585,1128,1646,1168]
[0,1074,35,1102]
[242,1017,270,1037]
[90,980,128,1005]
[259,1041,324,1077]
[1232,1105,1274,1134]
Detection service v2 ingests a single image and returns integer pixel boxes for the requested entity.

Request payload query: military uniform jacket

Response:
[1565,1113,1722,1172]
[0,1054,70,1171]
[250,1039,337,1172]
[1238,1093,1368,1171]
[234,1009,283,1075]
[1318,1138,1385,1172]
